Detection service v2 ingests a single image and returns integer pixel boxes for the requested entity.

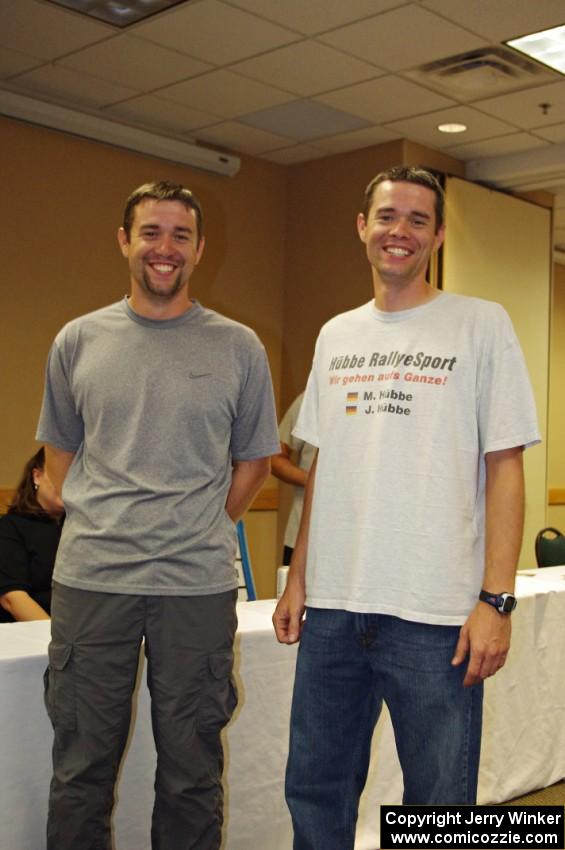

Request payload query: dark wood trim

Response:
[0,486,281,513]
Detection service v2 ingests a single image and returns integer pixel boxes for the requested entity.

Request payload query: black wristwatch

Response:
[479,589,517,614]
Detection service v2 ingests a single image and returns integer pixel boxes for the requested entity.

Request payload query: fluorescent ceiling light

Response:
[506,24,565,75]
[437,123,467,134]
[0,90,240,177]
[44,0,188,28]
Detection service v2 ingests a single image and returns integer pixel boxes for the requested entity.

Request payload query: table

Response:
[2,569,565,850]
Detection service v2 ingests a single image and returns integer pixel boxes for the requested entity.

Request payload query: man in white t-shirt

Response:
[273,166,540,850]
[271,393,316,565]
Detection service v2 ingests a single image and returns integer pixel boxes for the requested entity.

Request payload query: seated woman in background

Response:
[0,447,64,622]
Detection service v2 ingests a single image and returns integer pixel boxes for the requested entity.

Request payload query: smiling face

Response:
[357,180,445,299]
[117,198,205,318]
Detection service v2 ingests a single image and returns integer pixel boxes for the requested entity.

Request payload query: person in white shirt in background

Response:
[271,393,316,566]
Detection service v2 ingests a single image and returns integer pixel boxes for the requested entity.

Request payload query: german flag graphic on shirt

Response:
[346,391,358,415]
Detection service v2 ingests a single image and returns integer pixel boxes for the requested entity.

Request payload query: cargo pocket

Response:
[197,651,238,733]
[44,642,76,733]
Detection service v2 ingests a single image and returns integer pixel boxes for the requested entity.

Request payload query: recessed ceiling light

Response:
[437,123,467,134]
[44,0,189,28]
[506,24,565,75]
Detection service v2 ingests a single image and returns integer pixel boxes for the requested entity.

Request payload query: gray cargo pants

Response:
[44,583,238,850]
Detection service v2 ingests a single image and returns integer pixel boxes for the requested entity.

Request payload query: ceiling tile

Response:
[103,94,218,134]
[319,4,488,72]
[1,0,564,221]
[260,143,329,164]
[421,0,565,43]
[385,105,516,148]
[0,45,43,79]
[314,125,398,155]
[0,0,112,61]
[222,0,404,36]
[59,34,211,89]
[444,132,549,161]
[8,64,137,109]
[473,81,565,130]
[231,41,382,97]
[132,0,299,64]
[194,120,291,154]
[316,76,454,123]
[158,69,293,119]
[532,123,565,143]
[240,100,371,141]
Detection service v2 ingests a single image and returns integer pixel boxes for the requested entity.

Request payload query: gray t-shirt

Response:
[37,298,279,596]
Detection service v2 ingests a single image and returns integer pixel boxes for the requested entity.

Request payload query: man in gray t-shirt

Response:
[37,180,279,850]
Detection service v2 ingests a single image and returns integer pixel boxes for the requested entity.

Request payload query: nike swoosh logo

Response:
[190,371,212,378]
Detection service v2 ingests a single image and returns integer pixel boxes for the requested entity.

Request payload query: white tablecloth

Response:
[2,568,565,850]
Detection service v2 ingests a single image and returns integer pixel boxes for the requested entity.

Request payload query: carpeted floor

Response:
[501,780,565,850]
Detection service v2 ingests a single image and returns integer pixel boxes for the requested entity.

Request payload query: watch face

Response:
[501,594,516,613]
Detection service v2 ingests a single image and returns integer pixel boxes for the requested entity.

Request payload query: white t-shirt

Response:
[278,393,316,548]
[294,293,540,625]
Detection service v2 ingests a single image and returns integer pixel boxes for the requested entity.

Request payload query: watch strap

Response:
[479,589,517,614]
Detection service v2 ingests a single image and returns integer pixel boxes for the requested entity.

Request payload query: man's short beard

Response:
[141,269,183,299]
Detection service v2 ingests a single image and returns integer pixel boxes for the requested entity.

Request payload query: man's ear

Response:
[195,235,206,266]
[117,227,129,258]
[434,223,446,252]
[357,212,367,243]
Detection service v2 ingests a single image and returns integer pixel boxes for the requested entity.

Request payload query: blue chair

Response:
[235,520,257,600]
[535,527,565,567]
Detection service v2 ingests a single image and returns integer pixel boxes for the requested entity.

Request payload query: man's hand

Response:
[272,574,305,644]
[451,601,511,687]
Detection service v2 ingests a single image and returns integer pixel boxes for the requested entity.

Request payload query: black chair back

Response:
[535,527,565,567]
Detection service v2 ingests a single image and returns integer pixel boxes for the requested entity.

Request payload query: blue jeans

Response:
[285,608,483,850]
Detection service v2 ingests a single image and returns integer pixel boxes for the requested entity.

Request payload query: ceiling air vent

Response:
[407,46,558,99]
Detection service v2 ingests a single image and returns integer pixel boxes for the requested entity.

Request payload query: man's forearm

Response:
[452,445,525,686]
[483,446,525,591]
[287,452,318,581]
[271,450,308,488]
[225,457,270,523]
[272,451,318,643]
